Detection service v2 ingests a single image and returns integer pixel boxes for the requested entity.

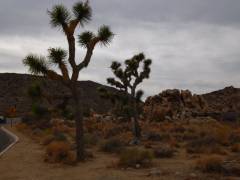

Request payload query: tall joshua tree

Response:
[23,1,113,161]
[107,53,152,143]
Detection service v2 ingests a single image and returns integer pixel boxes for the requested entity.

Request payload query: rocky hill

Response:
[1,73,239,121]
[203,86,240,113]
[144,86,240,121]
[0,73,115,116]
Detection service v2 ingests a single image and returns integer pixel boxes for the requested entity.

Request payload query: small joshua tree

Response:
[107,53,152,143]
[23,1,114,161]
[28,82,49,119]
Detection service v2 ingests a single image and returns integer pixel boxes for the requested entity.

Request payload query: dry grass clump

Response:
[42,135,55,145]
[45,141,76,165]
[231,143,240,153]
[84,133,99,147]
[153,145,175,158]
[229,129,240,144]
[146,131,171,142]
[195,155,224,173]
[16,123,29,131]
[118,148,154,168]
[211,126,231,146]
[186,136,227,155]
[100,138,124,154]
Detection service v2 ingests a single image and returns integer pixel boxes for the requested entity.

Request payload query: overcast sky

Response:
[0,0,240,97]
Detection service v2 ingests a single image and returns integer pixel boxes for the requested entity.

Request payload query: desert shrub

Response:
[186,136,216,153]
[15,123,29,132]
[45,141,75,164]
[51,123,72,136]
[42,135,55,145]
[171,125,186,133]
[229,129,240,144]
[54,132,67,141]
[100,138,124,154]
[181,131,199,141]
[84,133,99,147]
[211,126,231,146]
[62,109,74,120]
[196,155,224,173]
[231,143,240,153]
[153,145,175,158]
[118,148,154,168]
[186,136,227,155]
[117,132,133,145]
[32,103,50,119]
[146,132,171,142]
[168,138,180,148]
[63,151,76,165]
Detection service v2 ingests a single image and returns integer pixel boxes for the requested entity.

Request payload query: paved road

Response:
[0,127,13,152]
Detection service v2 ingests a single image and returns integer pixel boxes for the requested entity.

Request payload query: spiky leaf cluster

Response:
[98,25,114,46]
[72,1,92,25]
[48,5,71,27]
[78,31,95,47]
[48,48,67,65]
[23,55,49,75]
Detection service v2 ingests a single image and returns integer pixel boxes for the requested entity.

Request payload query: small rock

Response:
[189,173,197,178]
[147,168,162,177]
[175,171,181,176]
[135,164,141,169]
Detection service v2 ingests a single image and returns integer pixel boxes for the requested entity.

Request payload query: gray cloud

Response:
[0,0,240,98]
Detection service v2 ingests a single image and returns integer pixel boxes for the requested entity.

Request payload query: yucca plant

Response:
[23,1,114,161]
[107,53,152,143]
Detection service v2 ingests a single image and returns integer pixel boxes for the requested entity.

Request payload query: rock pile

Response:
[144,89,208,121]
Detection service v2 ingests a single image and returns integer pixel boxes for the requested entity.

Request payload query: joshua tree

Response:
[107,53,152,143]
[23,1,114,161]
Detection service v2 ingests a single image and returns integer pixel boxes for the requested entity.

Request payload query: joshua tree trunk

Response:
[131,87,141,142]
[132,99,141,139]
[71,83,85,161]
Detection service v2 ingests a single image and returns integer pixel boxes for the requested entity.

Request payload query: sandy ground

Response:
[0,126,205,180]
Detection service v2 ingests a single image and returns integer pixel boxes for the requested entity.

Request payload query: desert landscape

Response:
[0,1,240,180]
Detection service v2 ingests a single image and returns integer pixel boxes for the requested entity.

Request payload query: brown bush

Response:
[211,126,231,146]
[84,133,99,147]
[41,135,55,146]
[45,141,75,164]
[185,135,227,155]
[229,129,240,144]
[15,123,29,132]
[118,148,154,168]
[196,155,224,173]
[231,143,240,153]
[153,145,175,158]
[100,138,124,154]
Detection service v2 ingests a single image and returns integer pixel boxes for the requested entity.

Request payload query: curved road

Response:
[0,127,14,153]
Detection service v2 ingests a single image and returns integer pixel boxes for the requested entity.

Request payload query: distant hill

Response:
[202,86,240,113]
[0,73,116,116]
[1,73,239,120]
